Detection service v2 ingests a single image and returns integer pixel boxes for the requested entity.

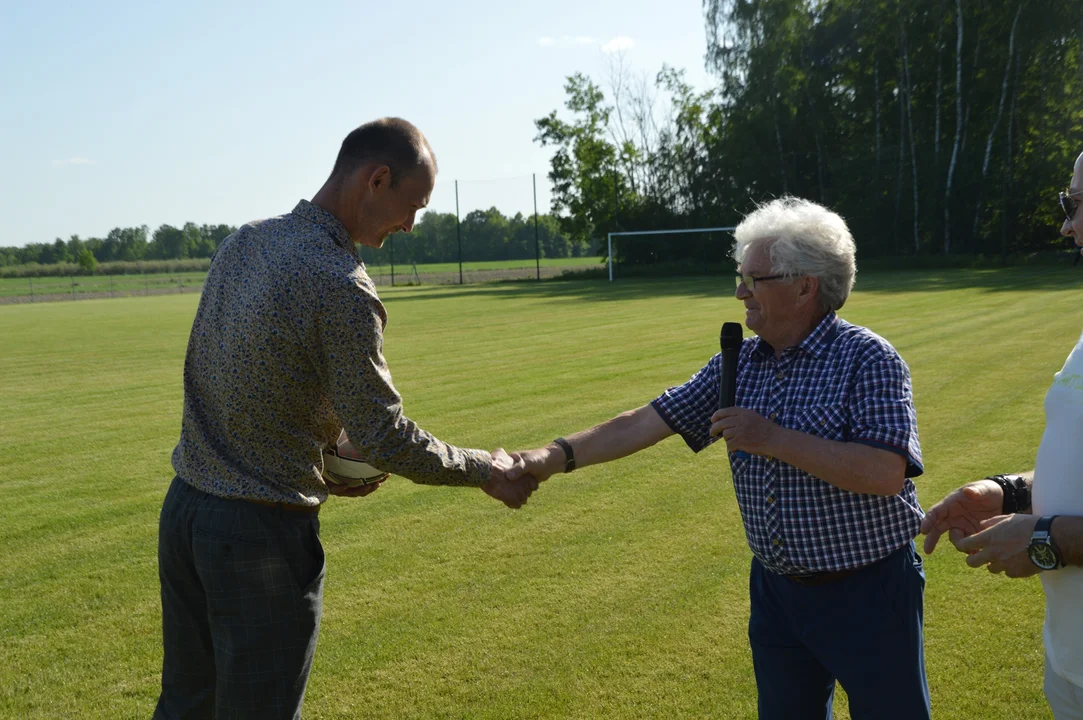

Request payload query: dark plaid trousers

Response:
[154,477,326,720]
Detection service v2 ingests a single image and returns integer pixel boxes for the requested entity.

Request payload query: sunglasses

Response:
[1060,190,1082,222]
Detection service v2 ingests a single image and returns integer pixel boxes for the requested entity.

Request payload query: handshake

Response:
[326,445,563,510]
[479,447,563,509]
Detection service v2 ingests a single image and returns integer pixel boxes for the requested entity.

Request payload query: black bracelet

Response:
[553,437,576,473]
[987,474,1030,515]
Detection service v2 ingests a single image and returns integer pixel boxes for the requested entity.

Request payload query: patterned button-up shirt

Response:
[172,200,492,506]
[651,313,924,574]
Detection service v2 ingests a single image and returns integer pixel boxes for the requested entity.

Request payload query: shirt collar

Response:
[751,312,839,360]
[291,199,353,251]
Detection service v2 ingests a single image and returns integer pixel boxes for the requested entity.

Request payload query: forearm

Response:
[568,405,673,466]
[532,405,674,478]
[324,292,491,487]
[764,428,907,496]
[1052,516,1083,567]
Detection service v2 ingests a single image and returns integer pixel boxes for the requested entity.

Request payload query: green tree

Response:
[149,225,187,260]
[77,248,98,273]
[535,73,625,246]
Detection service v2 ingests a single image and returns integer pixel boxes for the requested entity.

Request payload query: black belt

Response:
[782,566,864,586]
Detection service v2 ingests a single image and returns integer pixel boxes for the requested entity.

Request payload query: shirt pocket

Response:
[796,404,851,442]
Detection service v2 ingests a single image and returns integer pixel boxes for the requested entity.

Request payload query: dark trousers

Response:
[154,477,326,720]
[748,542,931,720]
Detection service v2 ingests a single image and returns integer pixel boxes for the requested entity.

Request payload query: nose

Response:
[735,281,751,300]
[1062,217,1075,238]
[401,210,417,234]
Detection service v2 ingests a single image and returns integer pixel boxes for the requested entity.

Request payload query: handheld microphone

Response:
[718,322,743,410]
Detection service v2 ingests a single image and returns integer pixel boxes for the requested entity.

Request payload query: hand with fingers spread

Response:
[482,448,539,509]
[919,479,1004,554]
[956,513,1043,578]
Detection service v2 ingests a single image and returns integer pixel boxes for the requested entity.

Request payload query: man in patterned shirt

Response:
[508,197,929,719]
[155,118,535,720]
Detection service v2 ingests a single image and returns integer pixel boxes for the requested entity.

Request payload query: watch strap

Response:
[988,474,1029,515]
[1030,515,1063,570]
[553,437,576,473]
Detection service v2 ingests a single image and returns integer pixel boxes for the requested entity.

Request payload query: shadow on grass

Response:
[382,263,1082,306]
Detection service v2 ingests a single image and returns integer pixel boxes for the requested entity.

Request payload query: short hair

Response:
[731,196,857,313]
[330,117,437,187]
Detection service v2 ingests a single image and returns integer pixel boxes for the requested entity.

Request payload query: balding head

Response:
[330,117,436,188]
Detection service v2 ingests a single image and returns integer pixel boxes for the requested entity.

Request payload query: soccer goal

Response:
[606,226,737,281]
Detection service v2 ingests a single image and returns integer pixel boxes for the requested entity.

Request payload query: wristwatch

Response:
[1027,516,1063,571]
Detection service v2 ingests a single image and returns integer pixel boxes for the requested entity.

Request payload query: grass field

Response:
[1,268,1080,719]
[0,258,604,299]
[0,272,209,299]
[360,256,603,276]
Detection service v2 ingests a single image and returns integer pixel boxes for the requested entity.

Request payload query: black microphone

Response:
[718,322,743,410]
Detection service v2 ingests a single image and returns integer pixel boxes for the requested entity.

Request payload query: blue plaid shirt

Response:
[651,313,924,574]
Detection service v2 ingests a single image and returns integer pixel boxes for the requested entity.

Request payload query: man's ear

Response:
[366,165,392,192]
[796,275,819,308]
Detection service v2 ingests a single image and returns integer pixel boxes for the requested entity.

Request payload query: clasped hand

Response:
[709,407,781,455]
[329,448,541,509]
[920,479,1042,578]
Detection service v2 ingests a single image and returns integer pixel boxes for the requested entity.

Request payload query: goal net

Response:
[606,227,737,281]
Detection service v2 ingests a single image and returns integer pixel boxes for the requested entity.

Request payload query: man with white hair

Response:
[508,196,929,719]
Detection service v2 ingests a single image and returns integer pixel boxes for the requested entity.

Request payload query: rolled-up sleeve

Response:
[650,355,723,453]
[308,274,491,486]
[849,351,923,478]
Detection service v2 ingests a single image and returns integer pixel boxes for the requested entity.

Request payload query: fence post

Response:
[110,276,114,298]
[71,276,76,300]
[178,276,183,293]
[533,173,541,280]
[146,278,149,297]
[455,180,463,285]
[29,277,34,303]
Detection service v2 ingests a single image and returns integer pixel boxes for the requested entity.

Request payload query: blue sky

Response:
[0,0,714,247]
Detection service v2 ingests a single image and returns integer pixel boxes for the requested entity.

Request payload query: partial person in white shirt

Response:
[920,150,1083,719]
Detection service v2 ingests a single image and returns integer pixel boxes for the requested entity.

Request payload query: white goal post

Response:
[606,227,737,281]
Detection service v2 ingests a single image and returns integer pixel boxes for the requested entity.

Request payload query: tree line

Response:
[536,0,1083,265]
[2,210,591,275]
[370,209,594,266]
[0,223,237,273]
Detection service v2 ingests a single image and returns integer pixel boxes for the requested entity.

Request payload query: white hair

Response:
[731,196,857,313]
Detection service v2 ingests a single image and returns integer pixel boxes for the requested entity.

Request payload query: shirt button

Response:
[768,412,778,421]
[766,495,775,504]
[776,371,785,381]
[773,538,784,547]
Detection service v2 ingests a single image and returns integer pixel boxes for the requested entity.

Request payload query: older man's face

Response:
[735,243,798,338]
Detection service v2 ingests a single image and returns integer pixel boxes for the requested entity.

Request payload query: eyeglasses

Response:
[736,273,785,291]
[1060,189,1083,222]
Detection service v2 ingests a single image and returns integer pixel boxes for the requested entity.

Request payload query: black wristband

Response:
[988,474,1029,515]
[553,437,576,473]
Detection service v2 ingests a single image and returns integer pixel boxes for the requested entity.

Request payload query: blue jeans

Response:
[154,477,326,720]
[748,542,930,720]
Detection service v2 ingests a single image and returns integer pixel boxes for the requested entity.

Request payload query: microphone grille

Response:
[720,322,743,349]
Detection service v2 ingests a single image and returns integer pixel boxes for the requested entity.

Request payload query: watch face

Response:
[1029,542,1059,570]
